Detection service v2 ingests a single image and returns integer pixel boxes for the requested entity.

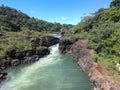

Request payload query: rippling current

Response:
[0,44,93,90]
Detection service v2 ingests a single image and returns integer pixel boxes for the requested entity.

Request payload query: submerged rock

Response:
[0,72,8,81]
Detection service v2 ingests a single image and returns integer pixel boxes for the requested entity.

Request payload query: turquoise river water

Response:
[0,44,93,90]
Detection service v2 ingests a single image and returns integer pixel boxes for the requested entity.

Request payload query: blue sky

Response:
[0,0,112,25]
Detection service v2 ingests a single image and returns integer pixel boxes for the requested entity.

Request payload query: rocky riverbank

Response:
[0,35,59,82]
[59,36,120,90]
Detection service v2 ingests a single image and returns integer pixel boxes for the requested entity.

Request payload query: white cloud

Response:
[61,17,67,20]
[30,11,35,13]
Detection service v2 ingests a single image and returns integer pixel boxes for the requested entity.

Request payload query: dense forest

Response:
[67,0,120,74]
[0,5,73,32]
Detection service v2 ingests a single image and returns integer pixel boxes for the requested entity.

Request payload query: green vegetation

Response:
[1,0,120,77]
[110,0,120,8]
[0,31,46,56]
[0,5,73,56]
[68,0,120,74]
[0,5,73,33]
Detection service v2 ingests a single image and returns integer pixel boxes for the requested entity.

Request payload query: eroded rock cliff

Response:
[0,35,59,81]
[59,37,120,90]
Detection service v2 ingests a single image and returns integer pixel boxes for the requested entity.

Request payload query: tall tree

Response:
[110,0,120,8]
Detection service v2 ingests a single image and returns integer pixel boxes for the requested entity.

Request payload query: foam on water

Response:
[0,44,93,90]
[0,45,59,90]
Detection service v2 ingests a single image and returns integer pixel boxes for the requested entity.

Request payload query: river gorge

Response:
[0,44,93,90]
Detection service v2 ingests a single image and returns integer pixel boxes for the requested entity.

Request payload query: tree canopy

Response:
[68,0,120,73]
[110,0,120,8]
[0,5,73,32]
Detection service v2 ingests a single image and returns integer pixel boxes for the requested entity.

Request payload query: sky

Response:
[0,0,112,25]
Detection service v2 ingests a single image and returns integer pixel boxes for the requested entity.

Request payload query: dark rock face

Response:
[36,47,50,56]
[59,37,78,53]
[0,47,50,69]
[25,50,36,57]
[0,56,10,69]
[15,52,24,60]
[29,35,59,47]
[11,59,20,66]
[0,46,50,84]
[0,71,8,83]
[0,72,7,81]
[0,35,58,83]
[0,33,4,37]
[41,36,59,47]
[0,35,58,69]
[6,49,16,58]
[60,31,65,37]
[59,39,73,53]
[59,38,120,90]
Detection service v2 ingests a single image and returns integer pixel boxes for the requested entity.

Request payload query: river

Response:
[0,44,93,90]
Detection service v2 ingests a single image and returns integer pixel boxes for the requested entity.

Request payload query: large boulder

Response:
[15,52,24,60]
[25,50,36,57]
[59,37,78,53]
[41,36,59,47]
[22,55,39,64]
[0,72,7,80]
[11,59,20,66]
[29,36,59,48]
[0,56,10,69]
[6,49,16,58]
[36,47,50,57]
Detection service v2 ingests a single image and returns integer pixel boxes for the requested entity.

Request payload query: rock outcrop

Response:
[41,36,59,47]
[30,35,59,48]
[0,72,7,82]
[59,37,120,90]
[0,47,50,69]
[59,37,78,53]
[0,35,59,83]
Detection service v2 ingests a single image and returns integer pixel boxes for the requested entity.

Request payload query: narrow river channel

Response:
[0,44,93,90]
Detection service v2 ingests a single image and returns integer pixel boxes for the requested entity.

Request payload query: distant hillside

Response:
[68,0,120,74]
[0,5,73,32]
